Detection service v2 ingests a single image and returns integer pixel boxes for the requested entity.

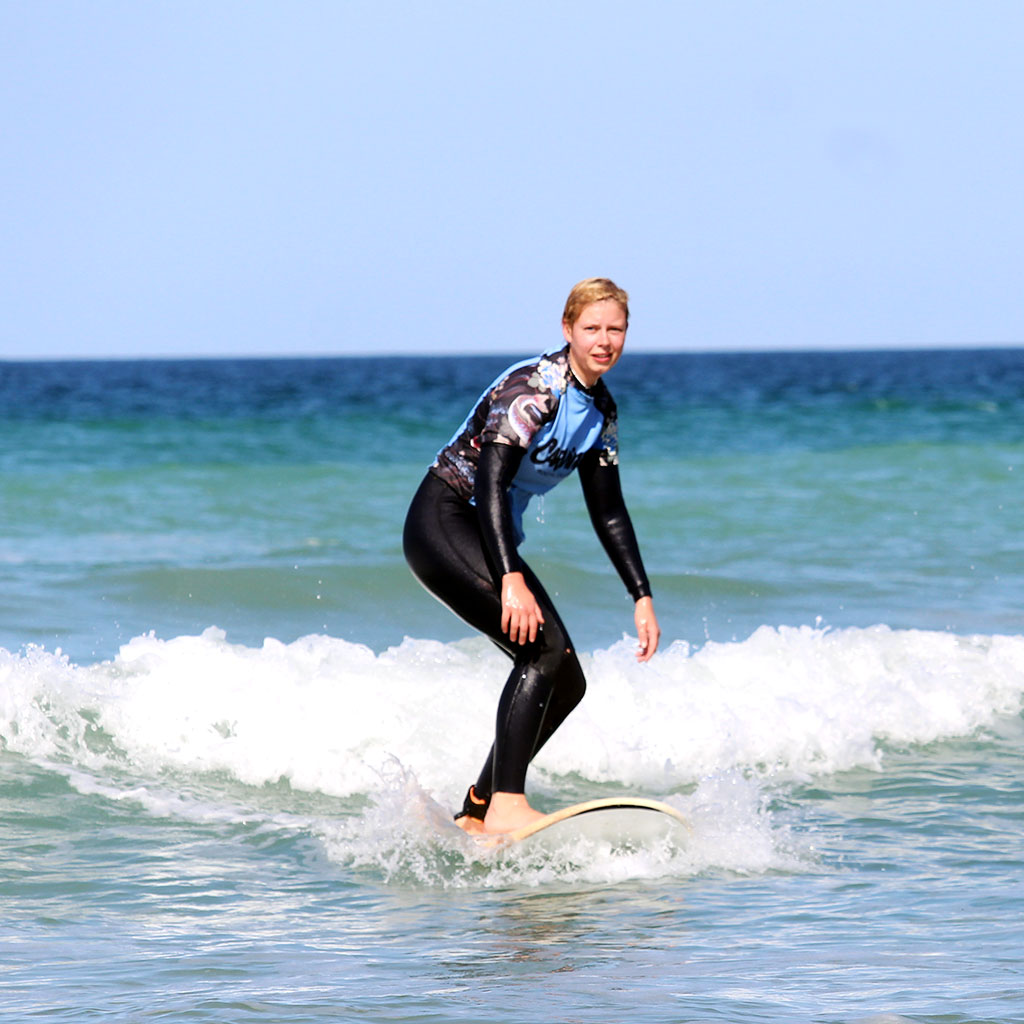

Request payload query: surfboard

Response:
[487,797,689,847]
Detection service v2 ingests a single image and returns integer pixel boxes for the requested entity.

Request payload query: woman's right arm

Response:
[475,442,545,644]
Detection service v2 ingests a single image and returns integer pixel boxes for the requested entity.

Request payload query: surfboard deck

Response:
[481,797,689,847]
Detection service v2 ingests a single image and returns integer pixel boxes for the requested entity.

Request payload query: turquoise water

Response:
[2,349,1023,1022]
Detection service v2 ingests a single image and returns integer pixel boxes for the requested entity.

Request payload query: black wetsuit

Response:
[403,345,650,803]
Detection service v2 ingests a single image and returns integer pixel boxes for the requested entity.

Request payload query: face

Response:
[562,299,627,387]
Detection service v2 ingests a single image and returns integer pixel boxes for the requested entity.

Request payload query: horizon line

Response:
[4,340,1024,364]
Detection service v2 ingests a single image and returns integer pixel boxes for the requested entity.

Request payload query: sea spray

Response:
[319,762,777,888]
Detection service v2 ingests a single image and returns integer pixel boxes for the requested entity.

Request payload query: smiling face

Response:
[562,298,628,387]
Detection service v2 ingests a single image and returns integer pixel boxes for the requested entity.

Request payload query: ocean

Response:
[1,348,1022,1023]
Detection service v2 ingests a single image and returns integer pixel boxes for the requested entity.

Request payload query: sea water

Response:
[1,349,1023,1023]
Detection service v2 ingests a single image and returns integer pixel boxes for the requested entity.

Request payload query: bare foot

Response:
[454,815,486,835]
[482,792,547,834]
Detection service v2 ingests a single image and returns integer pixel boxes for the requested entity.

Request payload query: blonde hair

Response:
[562,277,629,328]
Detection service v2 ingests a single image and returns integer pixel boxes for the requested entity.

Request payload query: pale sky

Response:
[2,1,1022,359]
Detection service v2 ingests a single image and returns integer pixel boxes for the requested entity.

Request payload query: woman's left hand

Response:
[634,596,660,662]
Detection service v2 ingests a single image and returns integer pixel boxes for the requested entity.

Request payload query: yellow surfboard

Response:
[488,797,689,846]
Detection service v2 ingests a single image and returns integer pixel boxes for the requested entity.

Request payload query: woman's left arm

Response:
[578,451,661,661]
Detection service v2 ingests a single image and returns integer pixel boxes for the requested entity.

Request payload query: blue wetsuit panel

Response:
[430,345,617,543]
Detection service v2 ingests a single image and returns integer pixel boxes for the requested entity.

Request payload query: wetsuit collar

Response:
[564,345,600,396]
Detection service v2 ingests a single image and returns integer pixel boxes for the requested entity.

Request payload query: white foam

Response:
[3,624,1023,793]
[545,624,1024,786]
[3,623,1022,884]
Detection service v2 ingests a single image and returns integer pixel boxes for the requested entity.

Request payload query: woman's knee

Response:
[529,626,585,703]
[557,653,587,708]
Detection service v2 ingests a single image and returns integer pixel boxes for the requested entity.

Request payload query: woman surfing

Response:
[403,278,660,834]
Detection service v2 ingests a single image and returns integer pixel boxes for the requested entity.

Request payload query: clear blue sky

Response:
[2,1,1022,359]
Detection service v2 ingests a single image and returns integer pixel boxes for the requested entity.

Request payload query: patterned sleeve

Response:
[479,363,559,450]
[596,389,619,467]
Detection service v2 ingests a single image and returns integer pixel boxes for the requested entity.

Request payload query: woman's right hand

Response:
[501,572,545,645]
